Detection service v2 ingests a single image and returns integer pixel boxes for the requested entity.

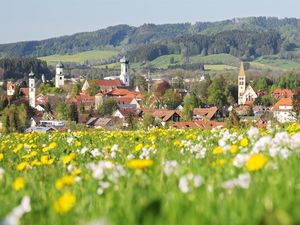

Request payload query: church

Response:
[238,62,257,105]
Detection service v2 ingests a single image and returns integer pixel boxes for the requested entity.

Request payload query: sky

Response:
[1,0,300,44]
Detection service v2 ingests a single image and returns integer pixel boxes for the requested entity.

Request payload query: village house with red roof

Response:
[272,97,296,123]
[271,88,294,100]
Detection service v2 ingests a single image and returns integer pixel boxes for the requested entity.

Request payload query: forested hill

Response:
[0,17,300,61]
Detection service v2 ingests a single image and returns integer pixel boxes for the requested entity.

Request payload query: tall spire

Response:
[239,62,245,76]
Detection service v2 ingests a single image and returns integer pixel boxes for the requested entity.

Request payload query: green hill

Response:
[39,50,118,65]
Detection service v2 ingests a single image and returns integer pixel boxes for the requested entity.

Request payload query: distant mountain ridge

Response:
[0,17,300,61]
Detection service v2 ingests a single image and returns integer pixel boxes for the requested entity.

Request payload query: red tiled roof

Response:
[272,89,294,99]
[7,82,16,90]
[107,89,142,98]
[112,97,134,105]
[140,109,181,122]
[20,88,29,96]
[96,80,122,87]
[193,106,218,120]
[272,97,293,111]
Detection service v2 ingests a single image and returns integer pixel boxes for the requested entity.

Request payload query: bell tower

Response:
[238,62,246,105]
[29,71,35,108]
[119,57,130,87]
[55,62,65,88]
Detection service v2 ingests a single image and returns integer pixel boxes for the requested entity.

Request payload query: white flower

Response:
[66,137,74,144]
[233,154,250,168]
[80,146,88,154]
[163,160,178,176]
[179,173,203,193]
[252,136,272,153]
[222,173,251,189]
[91,148,101,157]
[247,127,260,140]
[0,196,31,225]
[0,167,5,176]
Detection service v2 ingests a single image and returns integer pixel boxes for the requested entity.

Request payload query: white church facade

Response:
[238,62,257,105]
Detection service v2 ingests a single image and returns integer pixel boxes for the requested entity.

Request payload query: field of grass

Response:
[1,125,300,225]
[251,57,300,71]
[149,54,239,70]
[39,50,119,65]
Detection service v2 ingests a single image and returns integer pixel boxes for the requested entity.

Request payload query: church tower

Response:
[29,71,35,108]
[238,62,246,105]
[55,62,65,88]
[119,57,130,87]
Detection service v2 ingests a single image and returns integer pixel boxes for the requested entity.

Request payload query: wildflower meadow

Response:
[1,125,300,225]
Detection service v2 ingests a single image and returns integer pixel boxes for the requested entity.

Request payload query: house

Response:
[170,121,224,129]
[86,117,114,129]
[106,89,142,100]
[7,81,16,96]
[271,89,294,100]
[139,109,181,123]
[238,62,258,105]
[25,126,56,133]
[112,97,140,110]
[39,120,65,128]
[193,106,220,121]
[81,80,123,93]
[113,108,136,120]
[253,106,271,119]
[272,97,296,123]
[75,93,95,111]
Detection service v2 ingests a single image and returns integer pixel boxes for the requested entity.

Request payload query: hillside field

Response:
[39,50,118,65]
[1,125,300,225]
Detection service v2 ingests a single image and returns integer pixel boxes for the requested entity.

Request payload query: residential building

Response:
[272,97,296,123]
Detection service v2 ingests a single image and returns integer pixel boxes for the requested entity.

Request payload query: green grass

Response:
[149,53,240,70]
[39,50,119,65]
[251,57,300,70]
[1,127,300,225]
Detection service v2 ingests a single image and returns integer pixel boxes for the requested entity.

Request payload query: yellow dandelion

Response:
[13,177,25,191]
[48,142,57,149]
[72,169,81,176]
[246,154,268,171]
[13,144,24,154]
[240,138,249,147]
[0,153,3,161]
[16,162,28,171]
[230,145,239,154]
[134,144,143,152]
[53,192,76,214]
[128,159,153,169]
[213,146,223,155]
[55,175,75,190]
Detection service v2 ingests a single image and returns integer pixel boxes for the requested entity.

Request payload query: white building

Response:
[273,97,296,123]
[6,81,16,96]
[29,71,36,108]
[238,62,257,105]
[55,62,65,88]
[119,57,130,86]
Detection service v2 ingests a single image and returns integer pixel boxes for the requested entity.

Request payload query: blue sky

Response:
[1,0,299,44]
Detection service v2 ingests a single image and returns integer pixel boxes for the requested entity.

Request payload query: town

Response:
[0,56,298,133]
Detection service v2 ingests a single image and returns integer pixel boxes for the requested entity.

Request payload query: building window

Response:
[60,77,62,80]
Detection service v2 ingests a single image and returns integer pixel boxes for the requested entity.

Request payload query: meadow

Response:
[0,125,300,225]
[39,50,118,65]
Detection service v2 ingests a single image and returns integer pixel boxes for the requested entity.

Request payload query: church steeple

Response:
[238,62,246,105]
[239,62,246,76]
